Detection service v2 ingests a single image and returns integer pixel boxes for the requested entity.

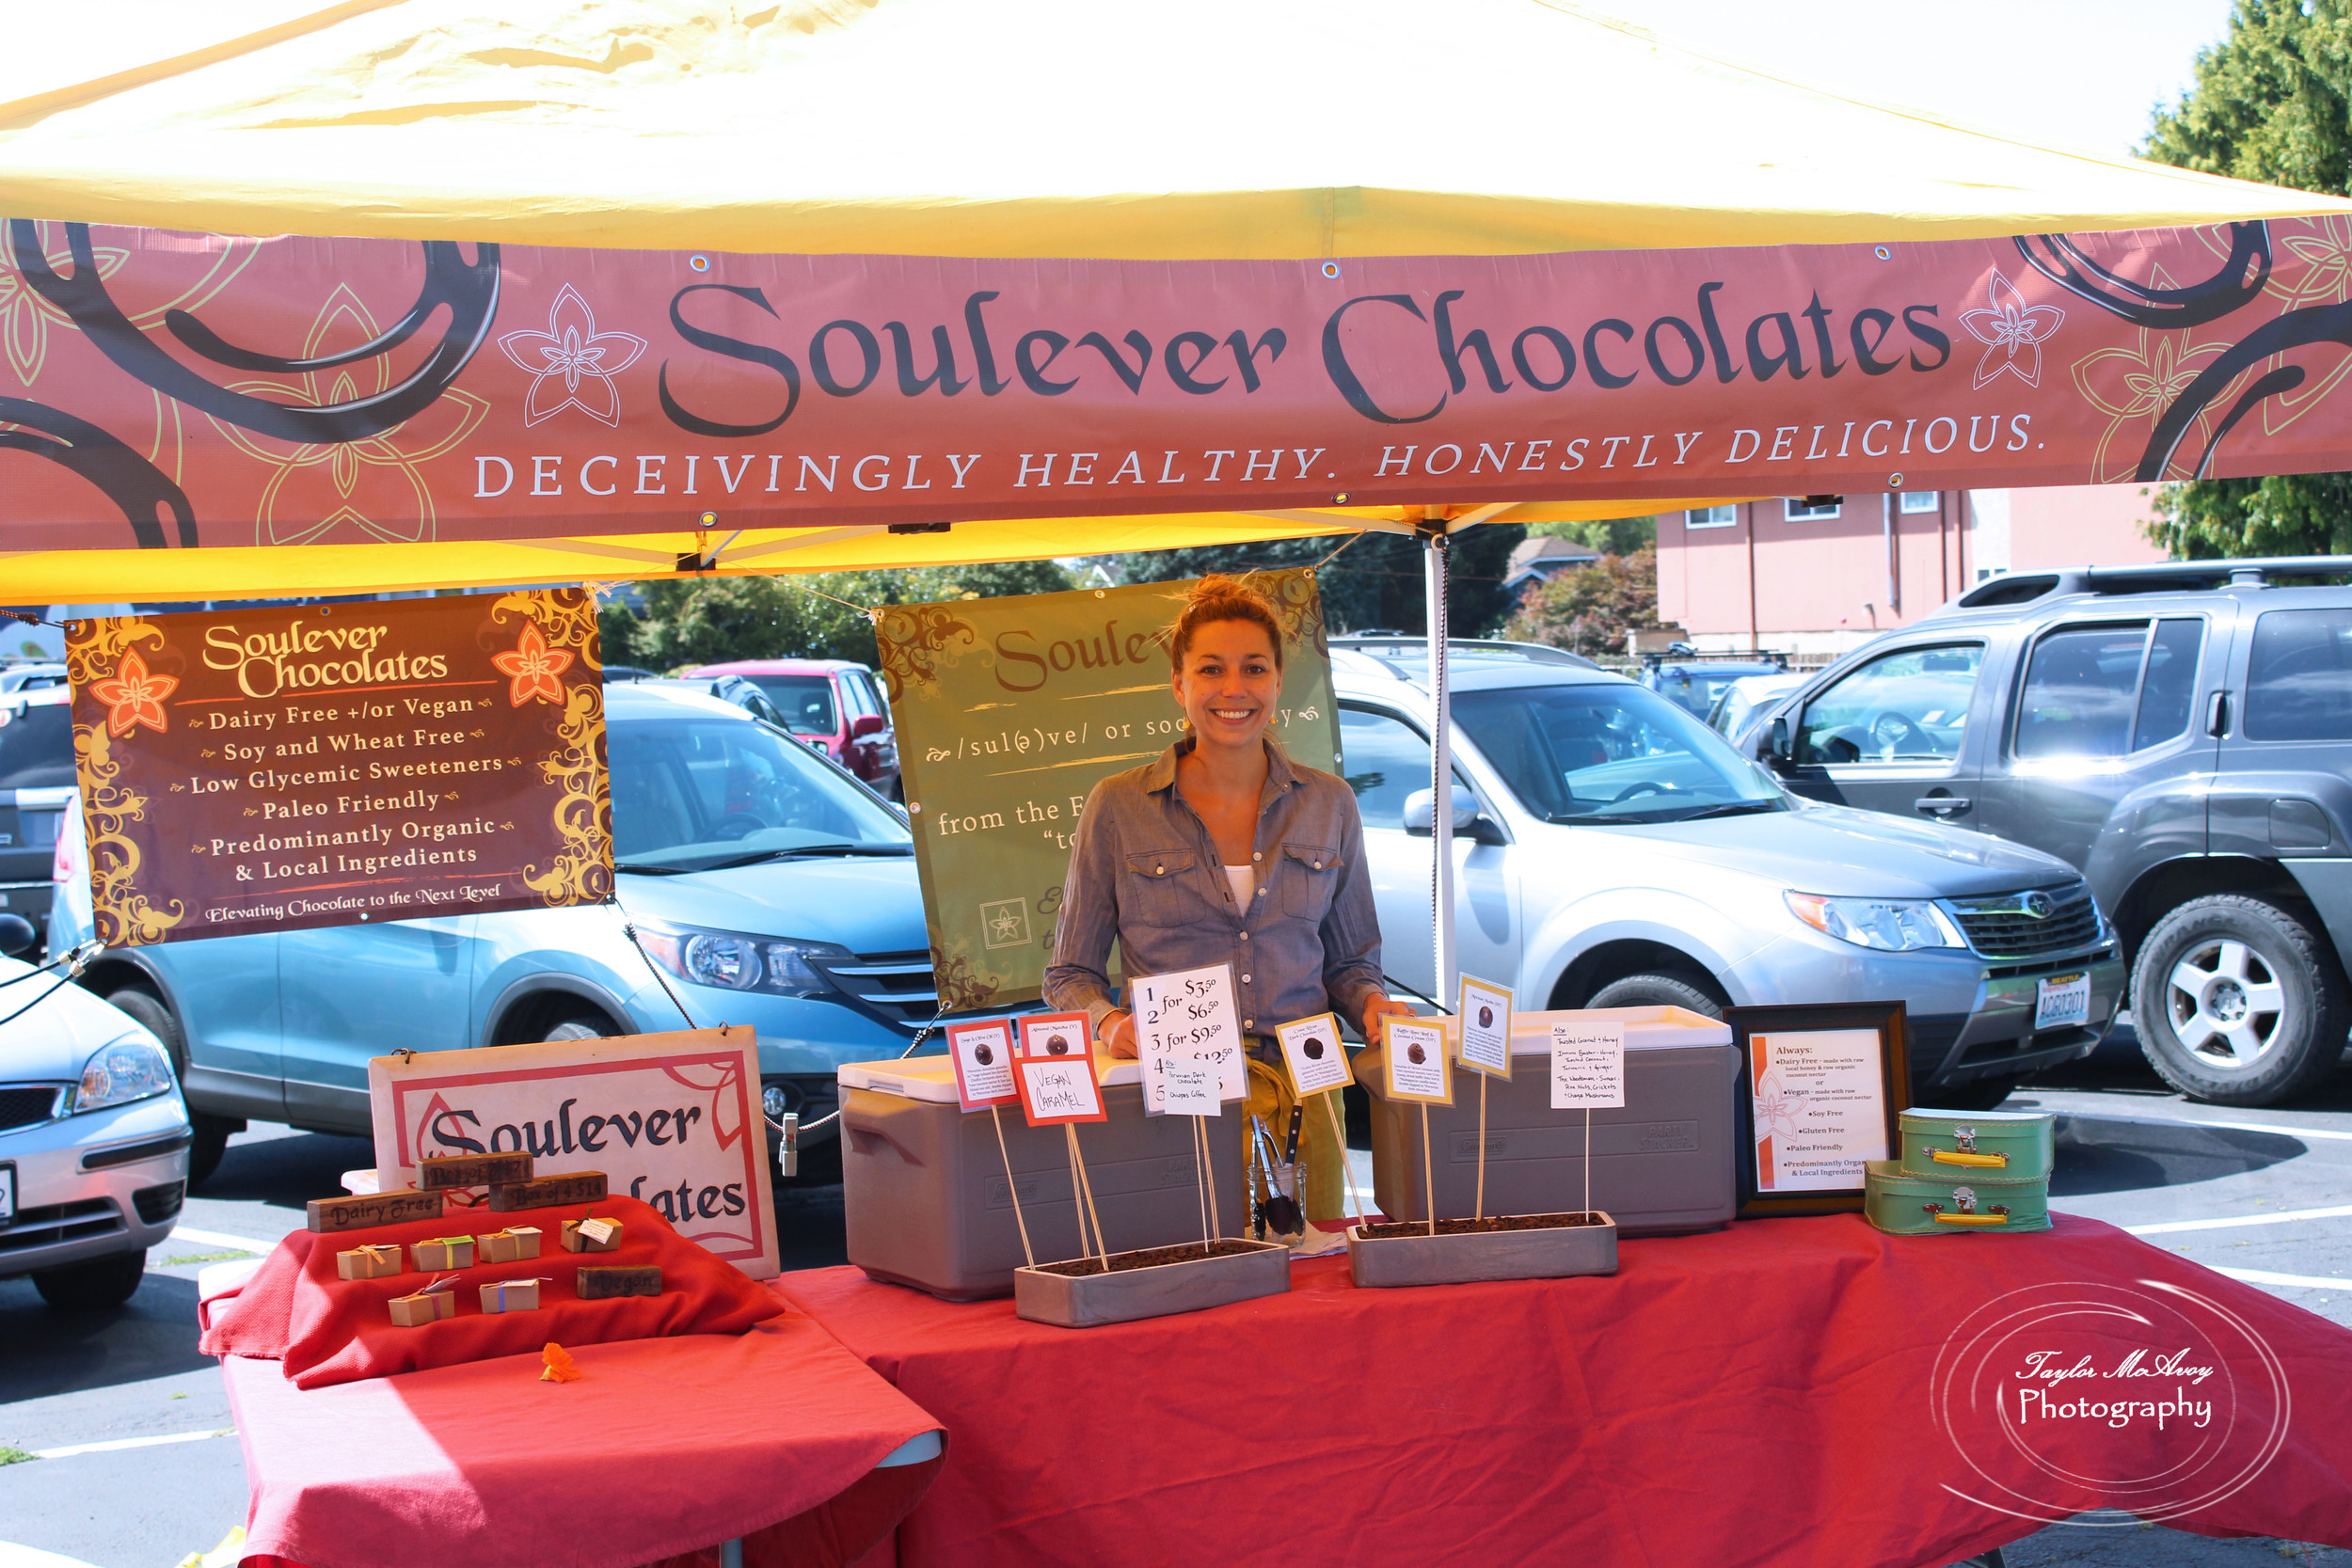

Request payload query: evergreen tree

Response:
[1117,522,1530,638]
[2141,0,2352,557]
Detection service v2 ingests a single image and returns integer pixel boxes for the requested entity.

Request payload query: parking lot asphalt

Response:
[2,1025,2347,1568]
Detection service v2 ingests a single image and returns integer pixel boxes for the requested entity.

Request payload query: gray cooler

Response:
[1363,1006,1739,1236]
[838,1053,1247,1301]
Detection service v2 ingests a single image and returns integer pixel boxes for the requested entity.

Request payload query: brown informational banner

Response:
[878,571,1336,1012]
[9,216,2352,553]
[65,589,611,945]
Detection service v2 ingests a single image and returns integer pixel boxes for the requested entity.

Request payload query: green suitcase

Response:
[1864,1160,2051,1236]
[1897,1108,2056,1181]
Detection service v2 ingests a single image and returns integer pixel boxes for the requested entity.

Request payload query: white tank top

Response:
[1224,863,1255,910]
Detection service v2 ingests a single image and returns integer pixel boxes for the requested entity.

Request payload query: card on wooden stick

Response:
[1275,1012,1352,1098]
[946,1020,1019,1111]
[1016,1053,1108,1126]
[1457,976,1515,1080]
[1017,1012,1091,1061]
[1550,1021,1628,1109]
[1130,962,1245,1113]
[1383,1019,1453,1106]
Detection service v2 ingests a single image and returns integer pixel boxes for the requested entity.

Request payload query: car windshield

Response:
[1452,682,1786,824]
[746,675,840,736]
[609,713,909,872]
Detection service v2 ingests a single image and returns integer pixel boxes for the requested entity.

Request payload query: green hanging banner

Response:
[878,570,1338,1013]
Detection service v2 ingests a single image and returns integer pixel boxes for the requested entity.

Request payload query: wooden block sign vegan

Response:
[64,590,611,945]
[368,1027,778,1279]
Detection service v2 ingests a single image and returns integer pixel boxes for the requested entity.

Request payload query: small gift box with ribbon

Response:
[477,1226,544,1263]
[387,1277,458,1327]
[412,1235,476,1271]
[335,1243,404,1281]
[561,1215,623,1253]
[478,1277,548,1314]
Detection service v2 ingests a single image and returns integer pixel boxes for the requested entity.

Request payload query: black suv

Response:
[1744,558,2352,1107]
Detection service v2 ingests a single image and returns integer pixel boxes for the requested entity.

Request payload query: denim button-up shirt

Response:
[1044,736,1387,1040]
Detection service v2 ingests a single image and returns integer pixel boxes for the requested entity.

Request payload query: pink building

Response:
[1652,483,2169,656]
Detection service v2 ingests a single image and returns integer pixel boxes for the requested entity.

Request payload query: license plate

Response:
[0,1162,13,1225]
[2035,972,2090,1031]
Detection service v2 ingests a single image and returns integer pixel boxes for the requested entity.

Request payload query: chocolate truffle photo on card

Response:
[1017,1012,1092,1061]
[946,1020,1019,1112]
[1277,1013,1353,1099]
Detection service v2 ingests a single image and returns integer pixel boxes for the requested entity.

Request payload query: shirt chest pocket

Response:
[1122,848,1200,928]
[1279,842,1343,921]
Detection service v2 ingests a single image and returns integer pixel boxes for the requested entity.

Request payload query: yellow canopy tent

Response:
[2,0,2345,602]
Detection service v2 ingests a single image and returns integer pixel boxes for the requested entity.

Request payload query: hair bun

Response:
[1169,576,1285,671]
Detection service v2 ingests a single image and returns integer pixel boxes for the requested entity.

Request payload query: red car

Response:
[682,658,900,799]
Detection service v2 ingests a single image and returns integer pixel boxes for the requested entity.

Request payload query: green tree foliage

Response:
[600,560,1074,671]
[1502,549,1661,657]
[2142,0,2352,557]
[1115,522,1530,637]
[1526,515,1656,556]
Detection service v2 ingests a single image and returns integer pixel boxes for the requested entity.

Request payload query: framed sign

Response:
[1275,1012,1352,1099]
[1017,1011,1092,1060]
[66,589,609,945]
[1457,975,1515,1080]
[1382,1019,1453,1106]
[1017,1053,1108,1126]
[368,1026,777,1278]
[1131,961,1245,1112]
[1729,1001,1912,1219]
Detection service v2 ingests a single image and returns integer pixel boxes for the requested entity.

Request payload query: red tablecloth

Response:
[219,1316,943,1568]
[776,1214,2352,1568]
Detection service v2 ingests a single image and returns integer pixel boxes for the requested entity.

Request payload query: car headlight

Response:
[1786,892,1964,952]
[636,923,851,996]
[74,1035,177,1113]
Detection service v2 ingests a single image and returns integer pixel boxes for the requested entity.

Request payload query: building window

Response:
[1685,505,1739,529]
[1899,489,1941,514]
[1784,497,1841,520]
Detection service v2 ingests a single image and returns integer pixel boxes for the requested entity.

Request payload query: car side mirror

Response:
[1402,788,1503,844]
[1768,716,1794,765]
[0,912,36,958]
[850,713,886,738]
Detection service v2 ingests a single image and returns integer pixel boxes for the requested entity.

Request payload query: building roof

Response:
[1505,535,1604,588]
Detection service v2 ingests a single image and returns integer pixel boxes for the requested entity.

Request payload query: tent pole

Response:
[1423,525,1457,1008]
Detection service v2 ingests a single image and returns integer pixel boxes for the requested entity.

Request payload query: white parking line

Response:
[2215,1266,2348,1291]
[31,1429,235,1460]
[163,1226,282,1255]
[2126,1202,2352,1236]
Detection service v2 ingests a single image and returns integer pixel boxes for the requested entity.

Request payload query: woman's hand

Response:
[1360,995,1416,1047]
[1102,1009,1138,1058]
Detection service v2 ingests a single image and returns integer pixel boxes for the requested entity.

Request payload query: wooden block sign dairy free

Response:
[1132,962,1244,1116]
[369,1027,778,1278]
[1550,1022,1628,1109]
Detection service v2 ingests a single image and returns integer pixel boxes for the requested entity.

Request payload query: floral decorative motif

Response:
[88,650,176,737]
[492,624,574,706]
[1959,270,2065,389]
[931,944,1001,1012]
[872,602,977,704]
[496,284,646,427]
[0,224,128,386]
[63,617,184,946]
[207,285,488,546]
[2230,214,2352,438]
[495,592,612,911]
[2071,277,2249,483]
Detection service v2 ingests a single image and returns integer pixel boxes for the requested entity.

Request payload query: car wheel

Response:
[1928,1076,2021,1112]
[33,1249,148,1310]
[1583,971,1724,1019]
[543,1013,618,1043]
[2132,895,2350,1106]
[102,984,234,1189]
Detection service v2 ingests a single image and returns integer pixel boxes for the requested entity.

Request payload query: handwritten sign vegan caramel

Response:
[67,590,611,944]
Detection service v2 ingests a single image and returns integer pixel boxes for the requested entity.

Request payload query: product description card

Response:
[1131,962,1244,1114]
[1750,1028,1889,1191]
[946,1020,1017,1111]
[1017,1012,1092,1060]
[1276,1012,1352,1098]
[1017,1053,1108,1126]
[1549,1021,1627,1109]
[1384,1019,1453,1105]
[1458,975,1515,1079]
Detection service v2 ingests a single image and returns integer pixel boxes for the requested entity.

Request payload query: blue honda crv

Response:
[55,684,950,1185]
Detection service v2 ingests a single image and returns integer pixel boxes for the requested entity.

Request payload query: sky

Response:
[1597,0,2242,159]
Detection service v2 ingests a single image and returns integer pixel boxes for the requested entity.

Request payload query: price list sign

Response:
[66,590,612,945]
[1132,962,1245,1116]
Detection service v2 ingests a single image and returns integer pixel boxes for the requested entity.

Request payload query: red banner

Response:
[4,214,2348,550]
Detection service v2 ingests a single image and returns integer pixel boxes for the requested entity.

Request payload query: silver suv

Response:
[1335,645,2123,1108]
